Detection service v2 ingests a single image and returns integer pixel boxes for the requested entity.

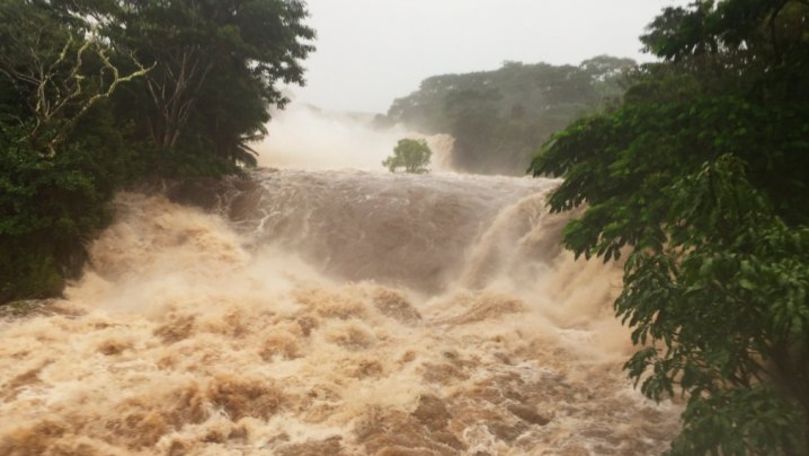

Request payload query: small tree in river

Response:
[383,138,431,174]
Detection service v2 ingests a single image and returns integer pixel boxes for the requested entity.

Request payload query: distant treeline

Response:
[0,0,313,303]
[380,56,635,175]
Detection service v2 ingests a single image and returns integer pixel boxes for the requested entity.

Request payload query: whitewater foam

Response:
[0,170,679,455]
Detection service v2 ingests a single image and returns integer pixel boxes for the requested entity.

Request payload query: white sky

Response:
[291,0,690,114]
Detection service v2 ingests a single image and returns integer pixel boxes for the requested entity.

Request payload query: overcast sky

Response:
[291,0,689,114]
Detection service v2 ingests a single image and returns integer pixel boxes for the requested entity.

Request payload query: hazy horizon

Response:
[291,0,690,114]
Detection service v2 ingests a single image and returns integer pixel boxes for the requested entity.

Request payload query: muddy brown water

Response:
[0,169,679,455]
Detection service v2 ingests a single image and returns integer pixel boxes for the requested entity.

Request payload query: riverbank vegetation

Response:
[531,0,809,453]
[0,0,314,303]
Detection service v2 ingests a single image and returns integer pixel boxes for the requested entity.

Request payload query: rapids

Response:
[0,168,680,455]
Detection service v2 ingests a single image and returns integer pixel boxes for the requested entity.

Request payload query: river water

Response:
[0,110,679,455]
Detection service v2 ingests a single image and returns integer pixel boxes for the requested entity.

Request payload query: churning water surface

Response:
[0,110,679,455]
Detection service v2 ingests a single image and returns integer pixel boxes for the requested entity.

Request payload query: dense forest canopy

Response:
[0,0,314,303]
[383,56,635,175]
[531,0,809,454]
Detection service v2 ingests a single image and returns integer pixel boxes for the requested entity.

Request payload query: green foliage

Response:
[0,0,314,303]
[0,0,137,301]
[103,0,315,176]
[385,56,635,174]
[383,139,432,174]
[530,0,809,453]
[0,117,125,301]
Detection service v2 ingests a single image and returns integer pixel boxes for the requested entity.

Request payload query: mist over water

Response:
[0,111,679,454]
[255,105,454,172]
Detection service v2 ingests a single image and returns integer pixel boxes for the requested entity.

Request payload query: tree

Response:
[104,0,315,174]
[0,0,151,154]
[0,0,153,302]
[383,139,432,174]
[530,0,809,454]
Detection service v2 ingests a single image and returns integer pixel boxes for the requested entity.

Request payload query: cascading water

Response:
[0,112,680,455]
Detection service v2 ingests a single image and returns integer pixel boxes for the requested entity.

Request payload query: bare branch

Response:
[48,47,155,150]
[144,45,213,149]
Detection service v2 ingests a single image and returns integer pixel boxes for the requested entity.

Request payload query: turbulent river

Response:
[0,111,679,455]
